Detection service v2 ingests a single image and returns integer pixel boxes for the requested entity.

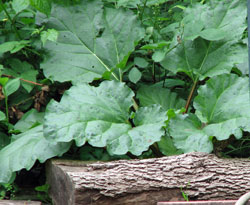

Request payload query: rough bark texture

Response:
[0,201,41,205]
[46,152,250,205]
[158,201,250,205]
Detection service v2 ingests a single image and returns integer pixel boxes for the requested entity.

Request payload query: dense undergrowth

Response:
[0,0,249,201]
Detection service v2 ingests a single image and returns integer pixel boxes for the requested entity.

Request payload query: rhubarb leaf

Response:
[44,81,167,156]
[40,0,144,83]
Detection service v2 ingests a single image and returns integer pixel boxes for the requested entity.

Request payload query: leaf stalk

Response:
[2,74,44,86]
[132,98,139,111]
[3,88,9,122]
[184,79,198,113]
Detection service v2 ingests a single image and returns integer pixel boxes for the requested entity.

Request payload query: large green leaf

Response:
[137,85,185,110]
[161,0,247,80]
[0,125,71,183]
[194,74,250,140]
[44,81,167,156]
[182,0,246,42]
[169,114,213,153]
[40,0,144,83]
[169,74,250,153]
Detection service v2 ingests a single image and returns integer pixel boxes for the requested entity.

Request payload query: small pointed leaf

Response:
[0,111,6,121]
[128,67,142,83]
[4,78,20,97]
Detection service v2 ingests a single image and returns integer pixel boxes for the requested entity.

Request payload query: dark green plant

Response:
[35,184,51,203]
[0,175,17,199]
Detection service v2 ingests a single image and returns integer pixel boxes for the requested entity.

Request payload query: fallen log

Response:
[0,201,41,205]
[46,152,250,205]
[158,201,250,205]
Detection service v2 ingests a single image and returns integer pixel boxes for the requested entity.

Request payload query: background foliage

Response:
[0,0,249,200]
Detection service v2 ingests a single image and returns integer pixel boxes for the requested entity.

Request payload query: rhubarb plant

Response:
[0,0,249,185]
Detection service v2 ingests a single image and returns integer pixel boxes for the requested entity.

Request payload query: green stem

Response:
[126,152,137,159]
[183,40,212,113]
[182,43,195,82]
[140,0,148,20]
[165,42,179,58]
[0,0,21,40]
[152,62,155,83]
[119,68,123,82]
[24,47,41,56]
[153,7,159,30]
[225,145,250,155]
[183,37,212,113]
[2,74,44,86]
[14,96,33,107]
[150,143,163,157]
[162,70,167,87]
[132,98,139,111]
[3,89,9,123]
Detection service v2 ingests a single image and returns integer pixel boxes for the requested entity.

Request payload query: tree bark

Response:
[46,152,250,205]
[0,200,41,205]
